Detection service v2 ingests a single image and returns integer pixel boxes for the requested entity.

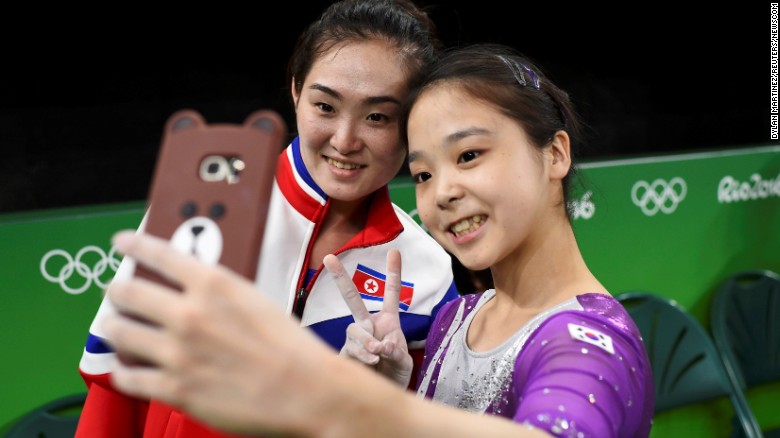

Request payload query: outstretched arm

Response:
[102,230,552,438]
[323,250,413,387]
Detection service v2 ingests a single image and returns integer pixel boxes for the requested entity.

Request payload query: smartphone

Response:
[134,108,287,287]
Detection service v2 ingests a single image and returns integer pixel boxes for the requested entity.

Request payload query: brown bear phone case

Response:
[135,108,287,286]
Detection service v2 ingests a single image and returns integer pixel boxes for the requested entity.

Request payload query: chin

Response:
[453,252,491,272]
[464,261,491,272]
[323,182,368,202]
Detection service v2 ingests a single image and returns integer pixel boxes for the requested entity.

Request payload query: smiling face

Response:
[407,83,565,271]
[291,39,409,203]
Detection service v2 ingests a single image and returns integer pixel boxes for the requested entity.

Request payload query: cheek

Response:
[415,190,436,228]
[369,132,406,169]
[295,107,333,141]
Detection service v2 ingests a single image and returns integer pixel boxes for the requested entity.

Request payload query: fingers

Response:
[379,340,409,364]
[102,303,175,368]
[381,249,401,315]
[110,360,175,403]
[107,276,182,327]
[340,323,382,365]
[112,230,205,290]
[323,254,372,332]
[378,341,414,388]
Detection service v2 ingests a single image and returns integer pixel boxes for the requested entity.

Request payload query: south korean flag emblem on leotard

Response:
[568,323,615,355]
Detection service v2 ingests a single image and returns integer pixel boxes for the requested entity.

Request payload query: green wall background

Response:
[1,145,778,435]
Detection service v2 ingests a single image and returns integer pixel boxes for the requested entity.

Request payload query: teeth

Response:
[450,215,485,236]
[327,157,363,170]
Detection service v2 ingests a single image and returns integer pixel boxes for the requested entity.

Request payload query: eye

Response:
[411,171,432,184]
[209,203,226,219]
[458,150,480,164]
[366,113,388,122]
[181,202,197,218]
[315,102,335,114]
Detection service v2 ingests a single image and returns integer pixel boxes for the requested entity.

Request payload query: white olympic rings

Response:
[40,245,122,295]
[570,191,595,220]
[631,177,687,216]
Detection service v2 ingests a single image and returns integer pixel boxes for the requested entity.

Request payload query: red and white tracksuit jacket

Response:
[76,137,459,437]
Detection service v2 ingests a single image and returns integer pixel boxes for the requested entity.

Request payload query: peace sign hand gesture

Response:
[323,249,413,388]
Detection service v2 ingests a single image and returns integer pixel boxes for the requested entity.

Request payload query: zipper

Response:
[294,287,308,319]
[291,190,402,319]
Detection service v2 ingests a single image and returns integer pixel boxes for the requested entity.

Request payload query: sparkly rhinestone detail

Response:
[421,290,583,413]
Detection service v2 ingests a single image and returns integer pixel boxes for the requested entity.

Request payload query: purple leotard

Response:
[416,291,653,438]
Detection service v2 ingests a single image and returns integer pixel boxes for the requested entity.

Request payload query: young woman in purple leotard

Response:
[99,43,654,437]
[330,42,655,437]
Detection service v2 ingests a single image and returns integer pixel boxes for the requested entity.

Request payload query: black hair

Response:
[400,43,585,218]
[287,0,442,102]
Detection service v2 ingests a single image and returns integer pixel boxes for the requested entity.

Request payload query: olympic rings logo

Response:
[40,245,122,295]
[569,191,595,220]
[631,177,687,216]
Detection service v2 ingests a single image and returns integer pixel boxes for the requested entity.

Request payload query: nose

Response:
[330,120,363,154]
[434,172,464,210]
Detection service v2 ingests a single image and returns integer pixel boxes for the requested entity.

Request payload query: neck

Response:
[326,196,370,230]
[307,196,372,270]
[490,214,606,310]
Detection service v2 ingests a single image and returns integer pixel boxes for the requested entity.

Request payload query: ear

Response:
[548,130,571,181]
[165,109,204,135]
[290,76,301,105]
[244,109,287,136]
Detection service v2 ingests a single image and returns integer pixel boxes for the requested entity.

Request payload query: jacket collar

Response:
[276,137,404,246]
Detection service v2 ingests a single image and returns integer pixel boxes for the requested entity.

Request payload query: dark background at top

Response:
[0,2,771,214]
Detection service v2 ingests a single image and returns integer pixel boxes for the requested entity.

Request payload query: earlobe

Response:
[549,130,571,180]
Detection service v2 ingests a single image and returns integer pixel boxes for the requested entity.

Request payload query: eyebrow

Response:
[408,127,491,164]
[309,83,341,100]
[308,83,401,106]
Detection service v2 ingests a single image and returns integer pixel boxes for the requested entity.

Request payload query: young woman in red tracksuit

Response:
[75,1,458,436]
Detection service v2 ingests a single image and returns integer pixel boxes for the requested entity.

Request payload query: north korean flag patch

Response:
[351,264,414,311]
[568,323,615,354]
